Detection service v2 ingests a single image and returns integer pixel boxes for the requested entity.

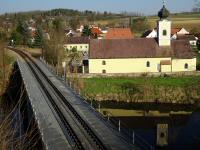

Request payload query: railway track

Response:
[10,47,108,150]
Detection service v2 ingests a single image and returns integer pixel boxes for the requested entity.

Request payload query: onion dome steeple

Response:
[158,1,170,19]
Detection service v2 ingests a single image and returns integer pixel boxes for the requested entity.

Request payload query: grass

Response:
[99,108,192,117]
[0,49,17,95]
[82,76,200,94]
[15,46,42,58]
[95,13,200,36]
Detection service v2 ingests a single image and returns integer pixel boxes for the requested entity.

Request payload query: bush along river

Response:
[89,100,200,150]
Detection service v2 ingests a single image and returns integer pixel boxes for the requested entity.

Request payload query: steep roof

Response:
[65,37,90,44]
[142,30,153,37]
[105,28,133,39]
[89,38,195,59]
[171,28,181,35]
[142,28,186,37]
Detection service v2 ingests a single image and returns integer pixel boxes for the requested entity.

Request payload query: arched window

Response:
[184,63,188,69]
[102,60,106,65]
[102,70,106,73]
[146,61,150,67]
[163,30,167,36]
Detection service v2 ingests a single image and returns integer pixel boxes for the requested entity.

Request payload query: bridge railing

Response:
[106,111,154,150]
[41,57,154,150]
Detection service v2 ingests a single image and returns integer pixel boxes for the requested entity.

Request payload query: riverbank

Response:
[100,108,192,117]
[70,76,200,104]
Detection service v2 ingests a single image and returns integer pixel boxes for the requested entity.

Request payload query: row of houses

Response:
[63,5,197,74]
[142,27,198,46]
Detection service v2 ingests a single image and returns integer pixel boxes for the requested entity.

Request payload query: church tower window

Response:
[163,30,167,36]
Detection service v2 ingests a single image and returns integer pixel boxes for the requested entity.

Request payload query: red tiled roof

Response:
[89,39,195,59]
[105,28,134,39]
[91,27,103,35]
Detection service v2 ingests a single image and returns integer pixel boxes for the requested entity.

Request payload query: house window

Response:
[85,46,88,48]
[102,70,106,73]
[163,30,167,36]
[102,60,106,65]
[184,63,188,69]
[146,61,150,67]
[70,46,72,49]
[80,46,82,49]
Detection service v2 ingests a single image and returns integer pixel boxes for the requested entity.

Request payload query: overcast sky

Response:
[0,0,196,15]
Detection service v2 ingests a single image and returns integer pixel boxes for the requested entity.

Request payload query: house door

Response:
[157,64,161,72]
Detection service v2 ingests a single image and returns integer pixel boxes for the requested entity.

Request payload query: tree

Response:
[130,17,150,33]
[10,31,23,45]
[68,47,83,73]
[52,17,64,32]
[197,39,200,51]
[0,30,7,42]
[34,26,44,48]
[69,17,80,30]
[82,25,92,37]
[16,21,31,45]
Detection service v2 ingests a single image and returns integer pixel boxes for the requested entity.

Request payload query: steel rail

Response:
[10,47,107,150]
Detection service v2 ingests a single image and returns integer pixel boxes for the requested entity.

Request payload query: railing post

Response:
[118,119,121,132]
[78,89,81,95]
[98,102,101,112]
[133,130,135,145]
[64,64,66,81]
[69,81,71,88]
[91,100,93,107]
[56,64,59,75]
[107,113,110,121]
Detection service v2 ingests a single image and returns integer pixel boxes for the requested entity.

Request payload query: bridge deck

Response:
[36,59,135,150]
[17,59,72,150]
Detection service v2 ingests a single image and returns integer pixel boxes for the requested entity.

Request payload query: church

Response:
[88,4,196,74]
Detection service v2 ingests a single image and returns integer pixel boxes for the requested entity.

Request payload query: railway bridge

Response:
[8,47,139,150]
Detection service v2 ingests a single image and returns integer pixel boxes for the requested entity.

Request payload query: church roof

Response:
[89,38,195,59]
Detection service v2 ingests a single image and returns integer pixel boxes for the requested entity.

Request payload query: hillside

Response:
[148,13,200,31]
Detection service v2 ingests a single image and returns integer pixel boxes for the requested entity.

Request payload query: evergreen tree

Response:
[10,31,23,45]
[34,26,44,48]
[16,21,31,45]
[82,25,92,37]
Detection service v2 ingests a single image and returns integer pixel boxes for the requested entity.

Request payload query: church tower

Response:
[157,1,171,46]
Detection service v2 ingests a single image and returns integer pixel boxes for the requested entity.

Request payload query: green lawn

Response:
[82,76,200,94]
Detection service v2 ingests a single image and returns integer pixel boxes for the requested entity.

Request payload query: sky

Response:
[0,0,196,15]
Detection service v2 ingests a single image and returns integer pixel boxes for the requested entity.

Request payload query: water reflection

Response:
[118,112,200,150]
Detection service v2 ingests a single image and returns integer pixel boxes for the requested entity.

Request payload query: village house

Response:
[171,28,190,39]
[88,5,196,74]
[177,34,198,46]
[64,37,90,54]
[142,27,190,40]
[143,27,199,46]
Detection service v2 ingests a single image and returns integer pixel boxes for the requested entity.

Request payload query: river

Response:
[116,112,200,150]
